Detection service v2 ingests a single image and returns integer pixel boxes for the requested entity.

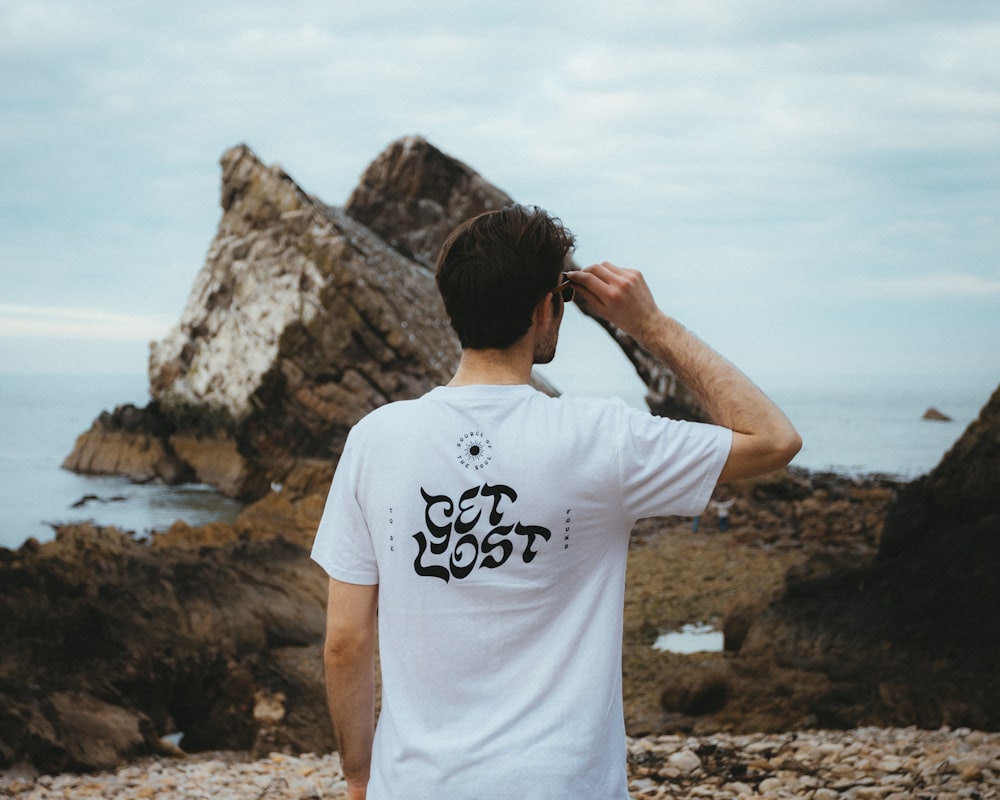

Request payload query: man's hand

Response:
[565,262,661,342]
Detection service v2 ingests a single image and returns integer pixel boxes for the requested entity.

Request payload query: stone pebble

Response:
[2,727,998,799]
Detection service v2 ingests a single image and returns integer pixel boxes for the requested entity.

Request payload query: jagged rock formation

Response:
[344,135,511,270]
[147,143,461,496]
[149,144,458,423]
[65,144,463,498]
[64,138,702,499]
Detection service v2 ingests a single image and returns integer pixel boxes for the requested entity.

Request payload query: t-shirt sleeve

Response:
[617,408,732,521]
[310,428,380,585]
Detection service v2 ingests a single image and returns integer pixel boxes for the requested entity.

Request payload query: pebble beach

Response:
[3,726,998,799]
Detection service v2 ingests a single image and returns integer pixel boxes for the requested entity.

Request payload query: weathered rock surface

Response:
[63,137,703,498]
[0,523,332,775]
[344,135,511,271]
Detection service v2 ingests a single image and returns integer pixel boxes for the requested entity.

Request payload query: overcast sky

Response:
[1,1,998,397]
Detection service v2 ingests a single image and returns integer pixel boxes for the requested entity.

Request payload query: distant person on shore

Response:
[312,205,801,800]
[711,495,735,531]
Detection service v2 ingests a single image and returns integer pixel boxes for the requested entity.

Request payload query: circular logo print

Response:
[456,431,494,470]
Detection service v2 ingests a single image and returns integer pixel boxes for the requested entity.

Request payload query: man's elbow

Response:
[761,423,802,473]
[719,424,802,483]
[323,629,373,671]
[777,426,803,466]
[323,625,375,672]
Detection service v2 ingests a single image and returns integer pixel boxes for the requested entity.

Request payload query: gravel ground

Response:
[3,726,998,799]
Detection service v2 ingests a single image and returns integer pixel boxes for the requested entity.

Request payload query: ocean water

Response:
[0,374,243,551]
[766,376,990,479]
[0,371,994,552]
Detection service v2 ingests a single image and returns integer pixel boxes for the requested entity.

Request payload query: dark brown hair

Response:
[435,205,576,349]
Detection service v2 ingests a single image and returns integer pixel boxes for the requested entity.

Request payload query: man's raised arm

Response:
[567,262,801,483]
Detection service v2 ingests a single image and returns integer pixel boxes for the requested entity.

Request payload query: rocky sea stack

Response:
[62,138,704,502]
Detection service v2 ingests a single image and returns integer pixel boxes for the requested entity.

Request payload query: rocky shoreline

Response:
[3,726,997,799]
[3,449,998,776]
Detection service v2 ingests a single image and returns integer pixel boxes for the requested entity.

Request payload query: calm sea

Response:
[0,374,243,551]
[0,371,994,551]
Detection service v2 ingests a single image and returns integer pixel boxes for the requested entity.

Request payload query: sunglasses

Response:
[554,272,575,303]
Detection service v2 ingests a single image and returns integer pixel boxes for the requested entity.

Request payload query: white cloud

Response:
[841,272,1000,298]
[0,305,170,341]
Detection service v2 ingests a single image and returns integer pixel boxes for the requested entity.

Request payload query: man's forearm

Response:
[569,260,801,478]
[323,578,379,798]
[638,312,801,479]
[325,643,375,794]
[639,313,780,433]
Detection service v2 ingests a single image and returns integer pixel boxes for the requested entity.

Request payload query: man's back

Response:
[314,206,800,800]
[312,384,729,799]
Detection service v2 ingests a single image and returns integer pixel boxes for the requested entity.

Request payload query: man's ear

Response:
[532,293,552,327]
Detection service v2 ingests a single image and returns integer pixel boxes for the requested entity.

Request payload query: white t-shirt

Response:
[311,384,731,800]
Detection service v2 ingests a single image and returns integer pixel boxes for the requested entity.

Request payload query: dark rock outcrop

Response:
[63,138,703,499]
[722,383,1000,732]
[345,135,511,270]
[886,384,1000,547]
[0,523,332,775]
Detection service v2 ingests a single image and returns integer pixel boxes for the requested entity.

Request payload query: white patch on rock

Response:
[150,233,325,422]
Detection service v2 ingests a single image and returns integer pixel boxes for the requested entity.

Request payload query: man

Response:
[311,205,801,799]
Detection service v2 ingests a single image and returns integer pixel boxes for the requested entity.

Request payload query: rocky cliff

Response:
[66,143,461,498]
[63,137,704,501]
